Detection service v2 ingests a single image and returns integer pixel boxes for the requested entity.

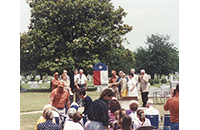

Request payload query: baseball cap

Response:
[54,72,59,76]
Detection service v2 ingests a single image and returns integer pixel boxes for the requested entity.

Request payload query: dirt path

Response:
[20,110,43,115]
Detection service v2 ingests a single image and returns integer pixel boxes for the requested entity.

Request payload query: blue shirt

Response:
[37,120,61,130]
[83,95,92,115]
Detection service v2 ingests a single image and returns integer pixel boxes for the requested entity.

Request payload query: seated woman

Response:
[133,109,151,130]
[35,104,56,130]
[64,112,84,130]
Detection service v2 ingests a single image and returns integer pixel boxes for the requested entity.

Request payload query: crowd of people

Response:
[35,68,179,130]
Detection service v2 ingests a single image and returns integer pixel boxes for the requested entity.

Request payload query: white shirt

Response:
[74,73,87,85]
[128,111,137,122]
[127,78,138,97]
[144,106,160,122]
[64,121,84,130]
[133,118,151,130]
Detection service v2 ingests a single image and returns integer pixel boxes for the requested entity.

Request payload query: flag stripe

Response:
[93,71,101,85]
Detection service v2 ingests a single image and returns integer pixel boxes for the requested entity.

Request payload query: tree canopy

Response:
[133,33,179,79]
[20,0,133,76]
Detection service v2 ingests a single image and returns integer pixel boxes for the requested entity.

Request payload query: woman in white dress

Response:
[127,73,138,97]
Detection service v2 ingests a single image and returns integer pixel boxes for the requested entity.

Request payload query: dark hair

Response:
[108,99,121,113]
[122,115,132,130]
[100,88,114,99]
[176,83,179,92]
[137,109,145,125]
[129,102,138,111]
[129,73,134,77]
[118,108,127,127]
[72,112,82,123]
[77,89,86,96]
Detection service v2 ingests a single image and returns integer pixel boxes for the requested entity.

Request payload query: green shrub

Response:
[149,79,154,85]
[153,78,160,84]
[161,78,167,84]
[35,77,40,82]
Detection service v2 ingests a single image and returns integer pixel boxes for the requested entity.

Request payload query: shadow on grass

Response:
[20,86,97,93]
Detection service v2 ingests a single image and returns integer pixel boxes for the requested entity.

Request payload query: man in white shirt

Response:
[74,69,88,91]
[144,99,160,122]
[139,69,149,107]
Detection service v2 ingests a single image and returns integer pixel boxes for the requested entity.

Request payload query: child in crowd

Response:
[133,109,151,130]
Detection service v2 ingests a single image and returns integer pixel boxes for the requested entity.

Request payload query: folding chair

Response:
[163,114,171,130]
[145,115,159,129]
[148,87,158,103]
[136,126,155,130]
[155,86,170,103]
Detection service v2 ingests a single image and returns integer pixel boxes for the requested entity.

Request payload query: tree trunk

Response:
[151,74,154,79]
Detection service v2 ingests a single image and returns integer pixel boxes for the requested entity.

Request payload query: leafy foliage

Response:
[161,78,167,84]
[20,0,133,75]
[153,78,160,84]
[133,33,179,79]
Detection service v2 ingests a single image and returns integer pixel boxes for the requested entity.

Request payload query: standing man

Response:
[139,69,149,107]
[109,70,119,99]
[70,69,78,102]
[51,72,60,90]
[87,88,114,130]
[74,69,88,106]
[164,83,179,130]
[74,69,88,91]
[49,81,70,115]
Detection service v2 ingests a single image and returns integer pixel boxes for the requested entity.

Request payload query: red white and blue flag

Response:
[93,63,108,85]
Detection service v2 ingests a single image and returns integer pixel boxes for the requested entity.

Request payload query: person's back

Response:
[87,88,114,130]
[164,94,179,122]
[37,110,61,130]
[64,112,84,130]
[164,83,179,130]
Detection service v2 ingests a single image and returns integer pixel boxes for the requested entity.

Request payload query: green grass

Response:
[149,81,170,88]
[20,113,41,130]
[20,92,50,112]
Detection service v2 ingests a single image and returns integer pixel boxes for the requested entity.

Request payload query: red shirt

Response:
[110,75,118,87]
[164,93,179,123]
[52,78,59,90]
[50,88,69,109]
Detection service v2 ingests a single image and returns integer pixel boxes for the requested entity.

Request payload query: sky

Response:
[20,0,179,51]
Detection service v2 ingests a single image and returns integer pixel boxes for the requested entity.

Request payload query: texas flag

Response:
[93,62,108,85]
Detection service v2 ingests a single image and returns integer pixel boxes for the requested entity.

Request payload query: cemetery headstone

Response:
[21,81,25,84]
[44,79,47,83]
[39,80,43,84]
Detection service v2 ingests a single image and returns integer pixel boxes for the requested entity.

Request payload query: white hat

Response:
[129,100,139,105]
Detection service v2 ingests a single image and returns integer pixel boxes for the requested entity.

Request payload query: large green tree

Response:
[133,33,179,79]
[20,0,133,76]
